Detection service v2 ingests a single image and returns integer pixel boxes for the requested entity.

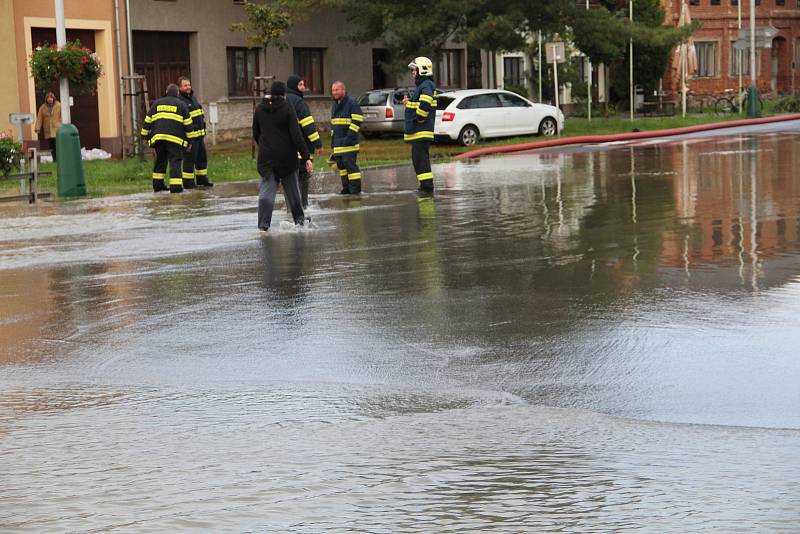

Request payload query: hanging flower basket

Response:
[29,40,103,96]
[0,131,24,176]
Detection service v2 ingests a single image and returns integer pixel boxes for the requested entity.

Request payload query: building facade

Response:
[0,0,129,154]
[662,0,800,96]
[128,0,468,138]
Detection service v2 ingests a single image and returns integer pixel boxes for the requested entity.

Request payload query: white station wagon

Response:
[434,89,565,146]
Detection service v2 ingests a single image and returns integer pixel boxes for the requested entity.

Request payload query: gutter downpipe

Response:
[113,0,125,159]
[125,0,138,154]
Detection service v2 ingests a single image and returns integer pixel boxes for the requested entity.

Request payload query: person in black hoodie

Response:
[286,74,323,208]
[253,81,313,231]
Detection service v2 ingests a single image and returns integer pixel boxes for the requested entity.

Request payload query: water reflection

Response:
[2,129,800,531]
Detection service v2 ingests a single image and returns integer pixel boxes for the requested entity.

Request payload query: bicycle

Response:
[714,89,764,115]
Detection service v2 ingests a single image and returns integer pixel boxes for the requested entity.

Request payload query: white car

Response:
[434,89,565,146]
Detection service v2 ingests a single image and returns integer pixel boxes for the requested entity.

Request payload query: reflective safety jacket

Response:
[330,95,363,155]
[140,96,193,148]
[287,88,322,154]
[404,77,437,143]
[179,91,206,140]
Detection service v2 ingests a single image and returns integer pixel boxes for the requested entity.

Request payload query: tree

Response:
[230,0,318,50]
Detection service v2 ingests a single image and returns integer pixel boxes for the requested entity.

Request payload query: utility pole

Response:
[746,0,760,117]
[737,0,742,103]
[55,0,70,124]
[629,0,634,121]
[586,0,592,121]
[538,31,543,103]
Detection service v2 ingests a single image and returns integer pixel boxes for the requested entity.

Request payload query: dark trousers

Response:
[47,138,57,163]
[298,163,310,208]
[183,137,208,183]
[258,167,305,230]
[153,141,184,186]
[334,152,361,194]
[411,142,433,191]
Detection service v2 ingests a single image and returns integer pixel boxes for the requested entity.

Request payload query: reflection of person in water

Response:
[258,236,310,307]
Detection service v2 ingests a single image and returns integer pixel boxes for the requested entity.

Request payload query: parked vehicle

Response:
[357,87,415,137]
[434,89,564,146]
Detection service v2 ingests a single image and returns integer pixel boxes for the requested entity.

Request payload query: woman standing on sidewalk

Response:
[34,92,61,162]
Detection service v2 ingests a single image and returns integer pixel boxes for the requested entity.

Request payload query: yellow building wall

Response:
[13,0,128,153]
[0,0,21,135]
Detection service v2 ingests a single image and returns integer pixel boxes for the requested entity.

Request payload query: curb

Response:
[453,114,800,160]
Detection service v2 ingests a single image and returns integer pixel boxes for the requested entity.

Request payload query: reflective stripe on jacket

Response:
[330,95,363,155]
[287,88,322,154]
[404,77,437,143]
[140,96,193,148]
[179,91,206,139]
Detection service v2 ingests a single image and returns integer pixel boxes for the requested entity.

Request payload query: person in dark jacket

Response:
[286,74,323,208]
[404,57,437,195]
[330,81,363,195]
[178,76,212,189]
[141,84,194,193]
[253,81,313,231]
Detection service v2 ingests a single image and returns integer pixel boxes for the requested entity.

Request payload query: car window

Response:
[457,94,502,110]
[357,92,389,107]
[392,91,408,105]
[436,96,455,110]
[498,93,530,108]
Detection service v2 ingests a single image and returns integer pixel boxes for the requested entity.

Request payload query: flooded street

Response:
[2,124,800,532]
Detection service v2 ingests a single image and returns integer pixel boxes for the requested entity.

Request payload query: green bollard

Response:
[56,123,86,198]
[746,85,761,119]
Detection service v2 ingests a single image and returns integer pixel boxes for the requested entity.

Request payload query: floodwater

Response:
[2,123,800,532]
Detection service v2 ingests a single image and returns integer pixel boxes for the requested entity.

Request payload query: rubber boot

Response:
[349,180,362,195]
[153,179,169,192]
[417,180,434,195]
[197,176,214,188]
[183,178,196,189]
[169,184,184,194]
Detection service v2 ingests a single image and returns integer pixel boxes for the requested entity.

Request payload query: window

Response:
[776,0,785,5]
[690,0,699,5]
[457,93,502,109]
[730,43,758,75]
[437,49,463,89]
[694,42,718,77]
[503,56,524,87]
[293,48,324,94]
[498,92,530,107]
[227,47,259,97]
[731,0,738,5]
[711,0,720,5]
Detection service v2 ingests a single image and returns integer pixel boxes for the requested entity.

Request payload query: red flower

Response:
[82,56,89,64]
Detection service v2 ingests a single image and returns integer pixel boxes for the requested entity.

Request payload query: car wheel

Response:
[459,125,479,146]
[362,131,380,139]
[539,117,558,137]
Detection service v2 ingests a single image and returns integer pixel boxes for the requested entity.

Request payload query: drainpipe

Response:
[125,0,138,153]
[113,0,125,158]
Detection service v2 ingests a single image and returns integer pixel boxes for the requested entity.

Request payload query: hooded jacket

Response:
[286,75,322,154]
[253,95,310,178]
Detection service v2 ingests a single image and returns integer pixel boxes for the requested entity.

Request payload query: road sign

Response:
[9,113,34,125]
[545,42,566,64]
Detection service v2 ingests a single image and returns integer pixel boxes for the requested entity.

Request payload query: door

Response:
[133,31,191,101]
[497,92,536,134]
[31,28,101,150]
[459,93,505,137]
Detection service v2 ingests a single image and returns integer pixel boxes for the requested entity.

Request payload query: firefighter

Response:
[286,74,323,208]
[141,84,194,194]
[404,57,437,195]
[330,80,364,195]
[178,76,212,189]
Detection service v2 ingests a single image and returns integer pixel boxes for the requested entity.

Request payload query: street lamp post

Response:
[55,0,70,124]
[746,0,760,117]
[629,0,634,121]
[54,0,86,197]
[586,0,592,121]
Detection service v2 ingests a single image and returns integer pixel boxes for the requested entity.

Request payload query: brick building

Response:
[662,0,800,96]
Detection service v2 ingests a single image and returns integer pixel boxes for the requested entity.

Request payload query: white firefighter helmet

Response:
[408,56,433,77]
